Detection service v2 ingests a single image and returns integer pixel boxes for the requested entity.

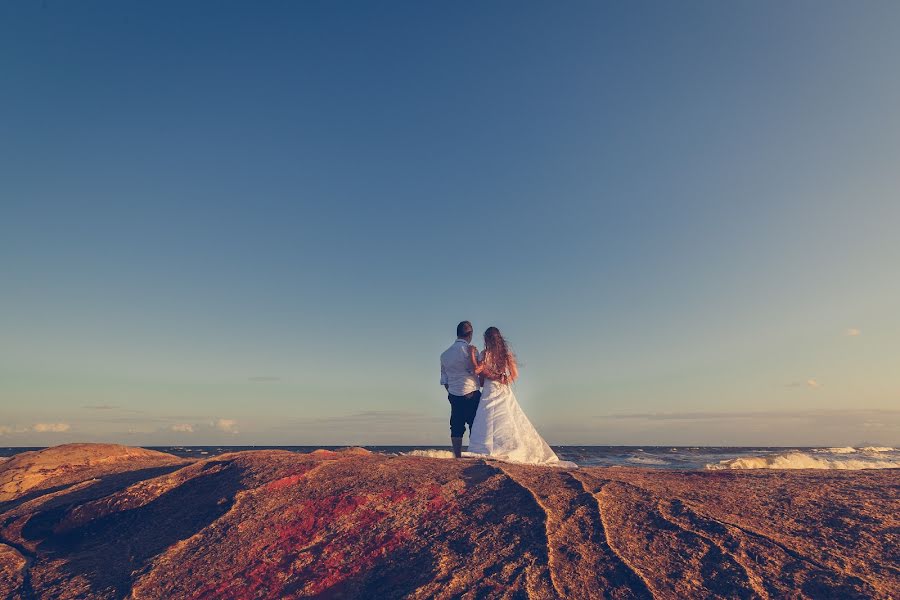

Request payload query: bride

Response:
[466,327,575,467]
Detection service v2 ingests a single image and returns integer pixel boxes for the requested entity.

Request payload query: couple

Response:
[440,321,574,467]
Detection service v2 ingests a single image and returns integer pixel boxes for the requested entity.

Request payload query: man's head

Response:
[456,320,473,342]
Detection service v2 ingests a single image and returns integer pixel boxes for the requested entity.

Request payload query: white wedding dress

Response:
[467,363,576,468]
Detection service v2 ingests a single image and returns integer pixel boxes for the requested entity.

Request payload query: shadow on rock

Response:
[3,465,186,528]
[460,462,496,486]
[300,546,439,600]
[26,461,243,597]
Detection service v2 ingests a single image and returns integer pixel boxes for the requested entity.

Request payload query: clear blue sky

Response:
[2,1,898,446]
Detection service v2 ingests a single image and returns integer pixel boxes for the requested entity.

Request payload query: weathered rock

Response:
[0,542,28,596]
[0,444,896,599]
[0,443,185,502]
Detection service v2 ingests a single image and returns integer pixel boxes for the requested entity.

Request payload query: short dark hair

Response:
[457,321,473,338]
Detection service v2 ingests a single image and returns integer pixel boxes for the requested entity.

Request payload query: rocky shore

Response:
[0,443,896,599]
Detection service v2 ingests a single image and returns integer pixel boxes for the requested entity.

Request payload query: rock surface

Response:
[0,444,186,502]
[0,444,896,599]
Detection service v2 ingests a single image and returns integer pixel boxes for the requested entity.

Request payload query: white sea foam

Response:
[861,446,894,453]
[706,450,900,470]
[402,449,577,468]
[815,447,856,454]
[400,449,489,460]
[402,449,455,459]
[625,456,669,466]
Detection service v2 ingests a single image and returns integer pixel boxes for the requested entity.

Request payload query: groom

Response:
[440,321,481,458]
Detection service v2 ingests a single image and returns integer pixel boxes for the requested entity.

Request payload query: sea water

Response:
[396,445,900,469]
[5,445,896,470]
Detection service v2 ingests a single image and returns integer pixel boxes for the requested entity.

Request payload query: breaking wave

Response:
[706,449,900,470]
[815,447,856,454]
[625,456,669,466]
[401,449,577,468]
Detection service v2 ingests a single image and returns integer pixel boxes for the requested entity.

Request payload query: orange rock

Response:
[0,444,896,599]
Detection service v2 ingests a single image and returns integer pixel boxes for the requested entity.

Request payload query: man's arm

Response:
[440,361,448,390]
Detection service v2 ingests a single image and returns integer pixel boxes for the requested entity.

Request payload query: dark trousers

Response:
[449,390,481,438]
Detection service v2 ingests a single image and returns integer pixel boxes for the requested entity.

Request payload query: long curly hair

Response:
[483,327,513,375]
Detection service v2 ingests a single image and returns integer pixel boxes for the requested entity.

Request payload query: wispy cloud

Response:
[266,410,446,445]
[600,411,786,421]
[171,423,195,433]
[846,328,861,337]
[248,376,281,382]
[300,411,446,426]
[90,414,199,425]
[32,422,71,433]
[550,409,900,446]
[83,404,119,410]
[596,409,899,422]
[786,379,821,388]
[215,419,239,434]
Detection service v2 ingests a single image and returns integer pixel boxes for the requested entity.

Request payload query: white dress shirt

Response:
[440,338,480,396]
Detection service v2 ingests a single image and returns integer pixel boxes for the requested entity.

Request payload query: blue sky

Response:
[2,1,899,446]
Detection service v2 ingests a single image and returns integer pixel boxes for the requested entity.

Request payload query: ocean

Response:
[3,445,897,469]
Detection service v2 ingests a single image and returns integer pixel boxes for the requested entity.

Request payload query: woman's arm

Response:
[469,345,485,374]
[507,355,519,383]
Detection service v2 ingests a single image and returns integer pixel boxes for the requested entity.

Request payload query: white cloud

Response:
[171,423,194,433]
[806,379,820,388]
[0,425,30,436]
[33,422,71,433]
[846,328,861,337]
[216,418,239,434]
